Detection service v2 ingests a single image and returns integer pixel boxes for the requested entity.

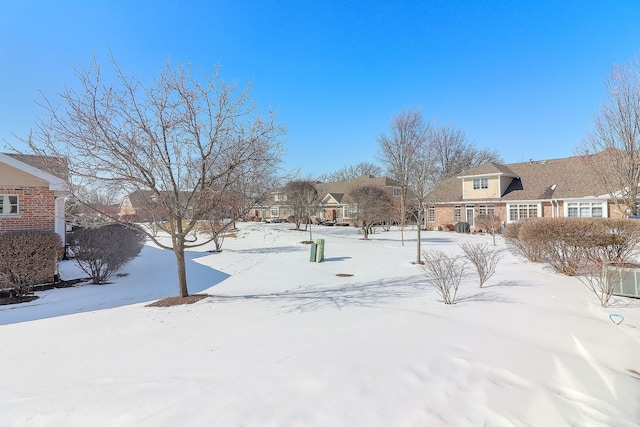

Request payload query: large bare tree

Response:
[430,123,501,182]
[579,55,640,215]
[377,109,430,246]
[23,58,285,297]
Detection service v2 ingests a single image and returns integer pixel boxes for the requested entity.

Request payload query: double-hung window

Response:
[473,177,488,189]
[508,203,540,222]
[428,205,435,222]
[453,205,461,223]
[0,195,18,215]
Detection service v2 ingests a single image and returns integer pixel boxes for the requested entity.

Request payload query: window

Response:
[270,206,279,217]
[567,202,604,218]
[508,203,539,222]
[454,205,461,223]
[473,177,488,189]
[393,187,401,197]
[0,195,18,215]
[274,193,287,202]
[478,204,495,216]
[428,205,435,222]
[345,204,357,218]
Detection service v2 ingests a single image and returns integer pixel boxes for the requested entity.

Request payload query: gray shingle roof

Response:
[428,152,612,203]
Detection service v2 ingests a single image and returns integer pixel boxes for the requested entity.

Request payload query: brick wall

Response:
[0,186,56,233]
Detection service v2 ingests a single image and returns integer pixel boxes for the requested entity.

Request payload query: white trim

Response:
[0,153,69,192]
[563,199,608,218]
[506,202,542,223]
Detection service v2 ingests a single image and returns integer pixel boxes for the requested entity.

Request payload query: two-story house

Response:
[425,152,622,231]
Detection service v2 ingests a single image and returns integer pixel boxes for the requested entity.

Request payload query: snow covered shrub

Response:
[460,241,501,288]
[421,249,466,304]
[0,230,62,296]
[69,224,145,284]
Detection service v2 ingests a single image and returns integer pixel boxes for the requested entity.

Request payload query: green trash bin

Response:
[309,242,317,262]
[315,239,325,263]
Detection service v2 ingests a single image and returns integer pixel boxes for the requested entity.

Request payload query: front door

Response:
[466,206,475,228]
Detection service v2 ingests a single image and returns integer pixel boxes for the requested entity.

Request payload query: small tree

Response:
[579,259,627,308]
[0,231,62,296]
[348,184,392,239]
[421,249,466,304]
[475,212,503,245]
[284,180,320,238]
[69,224,145,284]
[460,241,501,288]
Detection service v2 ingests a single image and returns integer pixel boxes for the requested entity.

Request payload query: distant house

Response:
[425,151,624,231]
[256,175,404,226]
[0,153,69,245]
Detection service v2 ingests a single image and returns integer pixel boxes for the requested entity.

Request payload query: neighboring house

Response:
[257,175,404,226]
[425,151,624,231]
[0,153,69,245]
[120,190,180,222]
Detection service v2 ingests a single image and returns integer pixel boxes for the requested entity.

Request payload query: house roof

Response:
[315,175,401,205]
[0,152,70,192]
[428,152,612,203]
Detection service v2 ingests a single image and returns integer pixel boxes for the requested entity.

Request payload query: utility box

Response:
[309,242,317,262]
[315,239,325,263]
[606,263,640,298]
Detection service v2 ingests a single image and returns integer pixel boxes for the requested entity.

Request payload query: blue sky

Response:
[1,1,640,177]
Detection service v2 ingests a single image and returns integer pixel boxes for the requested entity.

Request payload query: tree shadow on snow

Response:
[0,245,230,325]
[207,274,427,312]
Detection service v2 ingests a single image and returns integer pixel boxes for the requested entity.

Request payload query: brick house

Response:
[256,175,405,226]
[425,151,625,231]
[0,153,69,245]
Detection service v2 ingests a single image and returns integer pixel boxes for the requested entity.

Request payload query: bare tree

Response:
[460,241,501,288]
[284,180,320,239]
[317,162,383,182]
[430,123,502,182]
[23,57,285,297]
[377,109,430,246]
[579,55,640,215]
[348,184,391,239]
[475,212,503,245]
[579,259,627,308]
[421,249,466,304]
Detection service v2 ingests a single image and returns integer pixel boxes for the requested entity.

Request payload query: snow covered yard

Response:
[1,223,639,426]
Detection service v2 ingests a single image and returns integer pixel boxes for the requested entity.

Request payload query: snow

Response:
[1,222,639,426]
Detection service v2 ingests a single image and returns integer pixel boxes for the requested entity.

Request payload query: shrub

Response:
[0,230,62,296]
[507,218,640,276]
[578,259,627,308]
[421,250,466,304]
[69,224,145,284]
[460,241,502,287]
[503,222,544,263]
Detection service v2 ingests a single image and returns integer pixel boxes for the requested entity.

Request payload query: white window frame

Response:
[565,200,607,218]
[0,194,18,215]
[428,205,435,222]
[344,204,357,219]
[270,206,279,217]
[392,187,401,197]
[454,205,461,223]
[506,202,541,223]
[473,177,488,190]
[478,204,495,216]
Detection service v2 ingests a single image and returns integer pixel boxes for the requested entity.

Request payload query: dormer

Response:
[457,162,519,200]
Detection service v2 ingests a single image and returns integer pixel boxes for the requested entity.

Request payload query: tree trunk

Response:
[416,223,422,263]
[174,239,189,297]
